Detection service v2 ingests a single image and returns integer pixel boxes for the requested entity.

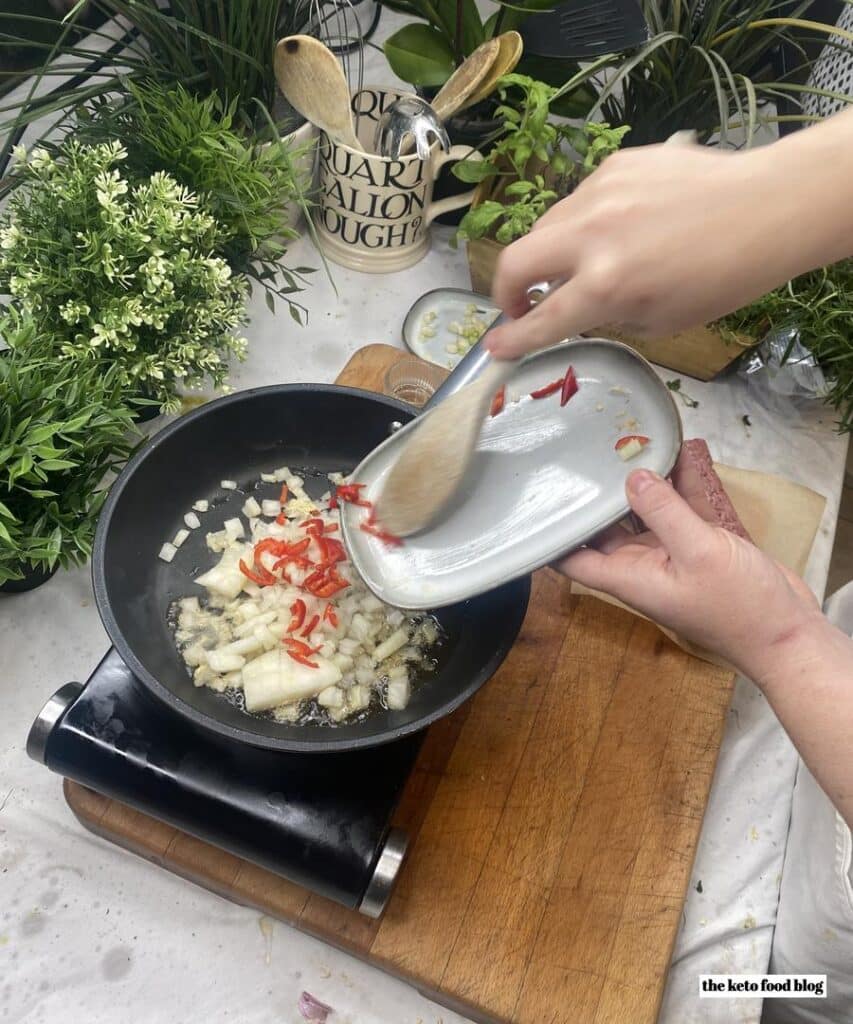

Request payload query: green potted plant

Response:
[0,1,314,142]
[0,1,322,219]
[0,312,138,593]
[720,259,853,428]
[69,81,315,313]
[379,0,593,103]
[562,0,853,145]
[450,74,629,293]
[0,140,250,414]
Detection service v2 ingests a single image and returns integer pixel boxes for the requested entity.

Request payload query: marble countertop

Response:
[1,19,849,1024]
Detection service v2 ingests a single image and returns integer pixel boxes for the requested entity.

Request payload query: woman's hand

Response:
[485,109,853,360]
[559,469,821,683]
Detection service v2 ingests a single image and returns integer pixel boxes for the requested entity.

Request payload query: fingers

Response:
[590,523,657,555]
[625,470,715,564]
[485,277,601,359]
[555,547,616,591]
[491,222,577,322]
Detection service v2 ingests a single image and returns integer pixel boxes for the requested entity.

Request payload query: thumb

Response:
[626,469,715,563]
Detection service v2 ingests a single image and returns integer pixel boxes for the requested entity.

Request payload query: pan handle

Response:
[420,280,560,413]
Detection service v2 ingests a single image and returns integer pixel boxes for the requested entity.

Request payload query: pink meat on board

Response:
[670,438,752,541]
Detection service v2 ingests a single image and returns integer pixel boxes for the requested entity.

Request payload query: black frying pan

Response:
[93,385,530,754]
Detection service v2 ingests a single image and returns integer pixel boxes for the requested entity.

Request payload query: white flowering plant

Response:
[0,141,249,413]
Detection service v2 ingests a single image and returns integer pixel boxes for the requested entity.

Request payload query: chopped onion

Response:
[192,499,209,513]
[373,628,409,664]
[386,677,410,710]
[193,664,216,687]
[234,610,276,636]
[207,650,246,673]
[173,528,190,548]
[171,469,440,722]
[347,685,370,711]
[221,479,237,489]
[182,642,207,668]
[332,653,354,673]
[158,542,177,563]
[218,635,264,657]
[206,529,228,552]
[223,517,244,540]
[317,686,344,709]
[184,511,201,530]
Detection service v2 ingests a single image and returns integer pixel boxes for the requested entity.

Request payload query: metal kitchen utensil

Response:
[341,338,683,610]
[391,36,509,158]
[519,0,649,59]
[373,281,558,537]
[374,95,450,160]
[274,35,364,151]
[465,31,523,108]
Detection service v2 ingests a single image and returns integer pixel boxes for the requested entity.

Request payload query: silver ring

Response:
[26,682,83,765]
[359,828,408,918]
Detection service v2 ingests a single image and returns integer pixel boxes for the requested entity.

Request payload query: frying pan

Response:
[93,385,530,754]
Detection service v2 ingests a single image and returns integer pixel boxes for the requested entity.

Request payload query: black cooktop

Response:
[28,648,423,915]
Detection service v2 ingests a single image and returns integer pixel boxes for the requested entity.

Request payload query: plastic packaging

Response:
[738,326,830,420]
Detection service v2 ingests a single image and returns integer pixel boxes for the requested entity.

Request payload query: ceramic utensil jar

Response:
[314,87,482,272]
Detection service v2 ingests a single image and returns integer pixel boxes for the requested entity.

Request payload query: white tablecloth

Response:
[0,16,848,1024]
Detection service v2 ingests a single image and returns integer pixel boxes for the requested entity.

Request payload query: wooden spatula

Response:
[464,31,523,110]
[375,281,558,538]
[375,356,517,537]
[432,38,501,122]
[274,35,364,152]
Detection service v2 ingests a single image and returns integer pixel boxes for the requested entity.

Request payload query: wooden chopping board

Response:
[65,344,736,1024]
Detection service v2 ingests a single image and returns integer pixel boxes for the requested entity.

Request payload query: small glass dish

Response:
[383,356,447,407]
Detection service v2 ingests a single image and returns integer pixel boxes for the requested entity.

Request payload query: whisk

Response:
[300,0,374,132]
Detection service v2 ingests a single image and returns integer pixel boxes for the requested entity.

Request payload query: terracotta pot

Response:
[466,234,504,295]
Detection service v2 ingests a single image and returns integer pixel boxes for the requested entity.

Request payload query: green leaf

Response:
[26,423,60,445]
[383,24,456,86]
[36,458,78,471]
[505,180,535,196]
[451,158,497,183]
[456,201,506,241]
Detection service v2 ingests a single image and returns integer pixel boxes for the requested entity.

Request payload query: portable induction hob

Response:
[27,648,419,916]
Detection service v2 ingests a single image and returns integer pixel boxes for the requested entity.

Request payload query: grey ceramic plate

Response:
[342,338,683,609]
[402,288,500,369]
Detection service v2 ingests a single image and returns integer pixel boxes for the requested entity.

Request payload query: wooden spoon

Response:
[274,35,364,152]
[374,356,518,538]
[432,38,501,122]
[397,39,500,158]
[464,31,523,110]
[375,280,557,537]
